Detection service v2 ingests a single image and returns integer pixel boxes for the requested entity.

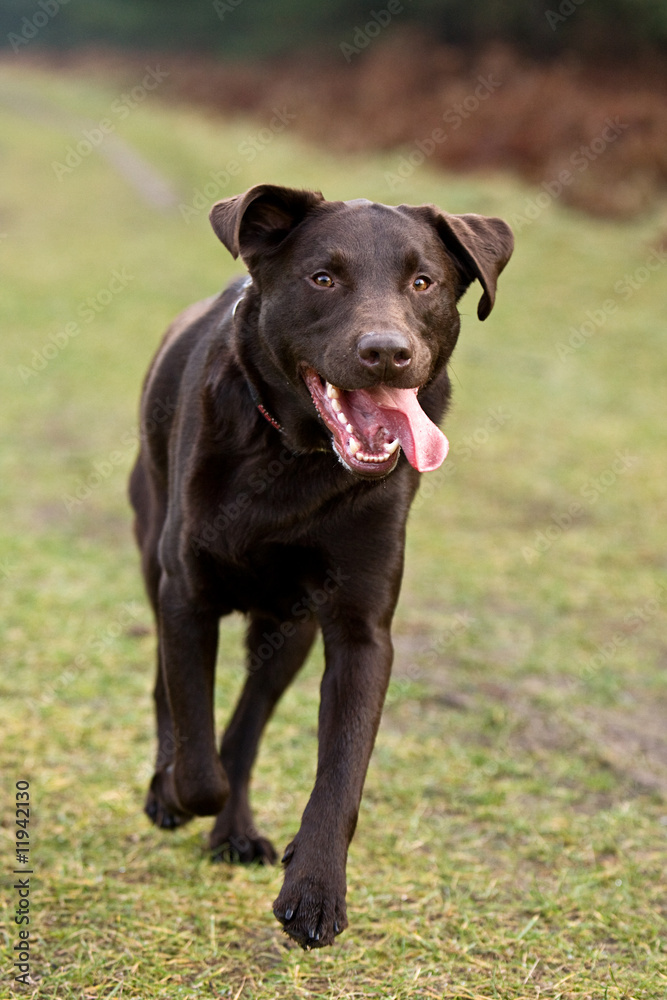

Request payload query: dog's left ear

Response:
[401,206,514,320]
[210,184,325,266]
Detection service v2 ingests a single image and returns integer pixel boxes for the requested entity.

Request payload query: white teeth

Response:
[352,443,400,463]
[322,381,399,469]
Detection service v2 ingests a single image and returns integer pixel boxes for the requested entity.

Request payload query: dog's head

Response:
[210,185,513,479]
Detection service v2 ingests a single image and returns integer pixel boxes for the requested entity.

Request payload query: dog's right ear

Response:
[209,185,325,265]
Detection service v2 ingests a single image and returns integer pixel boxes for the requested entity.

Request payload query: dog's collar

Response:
[246,374,283,433]
[231,277,284,433]
[257,403,282,432]
[231,275,252,317]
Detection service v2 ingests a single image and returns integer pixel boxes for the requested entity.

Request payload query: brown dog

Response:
[129,184,513,948]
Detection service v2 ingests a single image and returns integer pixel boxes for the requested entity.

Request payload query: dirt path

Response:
[0,77,179,210]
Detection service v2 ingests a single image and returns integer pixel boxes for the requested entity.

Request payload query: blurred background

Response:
[1,4,666,999]
[1,0,667,215]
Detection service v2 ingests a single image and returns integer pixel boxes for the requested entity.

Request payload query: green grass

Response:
[1,63,666,999]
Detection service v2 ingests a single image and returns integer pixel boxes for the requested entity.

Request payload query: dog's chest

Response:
[189,446,350,559]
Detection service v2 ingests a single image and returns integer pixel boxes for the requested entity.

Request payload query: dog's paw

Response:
[144,769,193,830]
[211,832,277,865]
[273,872,348,949]
[209,808,277,864]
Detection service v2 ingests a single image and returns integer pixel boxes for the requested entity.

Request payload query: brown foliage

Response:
[24,34,667,217]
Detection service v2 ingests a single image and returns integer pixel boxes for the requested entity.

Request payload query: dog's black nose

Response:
[357,331,412,376]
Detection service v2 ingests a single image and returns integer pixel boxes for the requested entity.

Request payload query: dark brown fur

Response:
[129,185,513,948]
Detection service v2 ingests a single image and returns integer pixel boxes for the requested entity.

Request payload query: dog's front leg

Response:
[273,625,392,948]
[150,576,229,819]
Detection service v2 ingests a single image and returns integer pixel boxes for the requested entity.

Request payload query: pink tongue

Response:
[354,386,449,472]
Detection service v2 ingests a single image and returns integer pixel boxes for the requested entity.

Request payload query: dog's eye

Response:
[312,272,334,288]
[413,275,432,292]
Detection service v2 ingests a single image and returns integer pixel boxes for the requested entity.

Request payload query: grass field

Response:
[1,62,666,999]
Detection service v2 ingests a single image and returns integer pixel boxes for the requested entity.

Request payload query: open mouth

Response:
[302,367,449,478]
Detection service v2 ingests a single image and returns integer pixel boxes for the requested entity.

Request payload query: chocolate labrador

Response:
[129,184,513,948]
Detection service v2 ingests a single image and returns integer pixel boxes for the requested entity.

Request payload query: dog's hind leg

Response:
[130,459,189,829]
[209,614,318,864]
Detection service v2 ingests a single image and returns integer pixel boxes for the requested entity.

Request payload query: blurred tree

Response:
[1,0,666,58]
